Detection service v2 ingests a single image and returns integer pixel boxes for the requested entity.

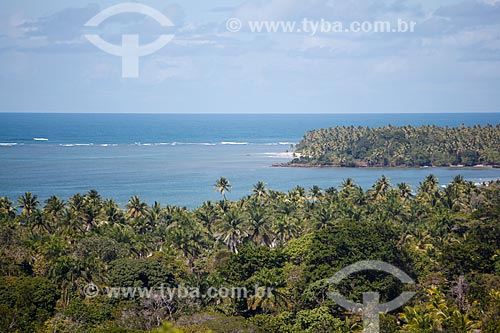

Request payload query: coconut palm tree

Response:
[418,174,441,206]
[372,175,392,201]
[147,201,165,229]
[168,217,205,270]
[195,200,219,234]
[82,194,103,230]
[214,209,248,254]
[397,182,413,201]
[313,207,336,230]
[215,177,232,200]
[289,186,307,202]
[17,192,40,217]
[420,174,439,194]
[252,181,267,202]
[0,197,16,219]
[17,192,40,229]
[103,199,124,225]
[43,195,65,232]
[340,178,355,191]
[64,194,87,234]
[309,185,323,203]
[126,196,149,219]
[272,215,298,246]
[86,189,102,201]
[247,207,273,247]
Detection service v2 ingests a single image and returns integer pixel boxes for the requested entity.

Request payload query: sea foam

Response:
[220,142,249,145]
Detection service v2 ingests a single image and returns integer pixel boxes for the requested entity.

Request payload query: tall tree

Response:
[215,177,232,200]
[126,196,149,219]
[214,209,248,254]
[252,181,268,202]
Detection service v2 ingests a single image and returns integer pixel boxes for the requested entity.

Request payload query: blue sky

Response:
[0,0,499,113]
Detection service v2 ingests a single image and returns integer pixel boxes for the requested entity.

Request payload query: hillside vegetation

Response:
[1,176,500,332]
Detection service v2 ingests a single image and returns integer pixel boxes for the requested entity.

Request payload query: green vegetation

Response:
[1,175,500,332]
[290,124,500,167]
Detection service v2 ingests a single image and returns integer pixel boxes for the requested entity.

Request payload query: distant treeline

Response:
[292,124,500,167]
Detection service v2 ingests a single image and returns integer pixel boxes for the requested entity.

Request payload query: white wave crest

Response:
[220,142,249,145]
[60,143,94,147]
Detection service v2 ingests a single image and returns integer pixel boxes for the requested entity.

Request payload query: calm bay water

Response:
[1,113,500,207]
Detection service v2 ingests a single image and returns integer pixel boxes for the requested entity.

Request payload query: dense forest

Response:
[290,125,500,167]
[1,175,500,332]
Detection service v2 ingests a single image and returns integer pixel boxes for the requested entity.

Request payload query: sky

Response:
[0,0,499,113]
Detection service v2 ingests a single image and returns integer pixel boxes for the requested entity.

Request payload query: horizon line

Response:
[1,111,500,115]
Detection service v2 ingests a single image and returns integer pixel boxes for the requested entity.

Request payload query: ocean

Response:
[1,113,500,208]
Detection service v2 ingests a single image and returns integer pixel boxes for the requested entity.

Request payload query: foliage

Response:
[292,124,500,167]
[0,177,499,332]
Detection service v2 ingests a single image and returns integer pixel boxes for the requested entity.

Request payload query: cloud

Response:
[211,6,239,13]
[23,4,100,41]
[0,0,499,113]
[416,0,500,36]
[435,0,500,26]
[231,0,424,22]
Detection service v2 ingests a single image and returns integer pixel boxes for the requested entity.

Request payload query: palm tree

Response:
[418,174,441,205]
[86,189,102,201]
[289,186,307,202]
[65,194,86,234]
[420,174,439,194]
[17,192,40,229]
[443,175,471,211]
[252,181,267,202]
[17,192,40,216]
[272,215,298,246]
[103,199,124,225]
[43,195,65,232]
[82,195,103,230]
[313,207,336,230]
[44,195,65,217]
[340,178,355,191]
[147,201,165,229]
[372,175,392,201]
[309,185,323,203]
[214,209,248,254]
[247,207,273,247]
[0,197,16,219]
[168,217,206,270]
[397,182,413,201]
[29,210,46,233]
[215,177,232,200]
[125,196,149,219]
[195,201,219,234]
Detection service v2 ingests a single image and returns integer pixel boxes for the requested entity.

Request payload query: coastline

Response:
[272,163,500,169]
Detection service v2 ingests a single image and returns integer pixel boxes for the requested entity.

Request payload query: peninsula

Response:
[276,124,500,168]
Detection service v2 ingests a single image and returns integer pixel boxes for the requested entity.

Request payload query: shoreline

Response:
[272,163,500,169]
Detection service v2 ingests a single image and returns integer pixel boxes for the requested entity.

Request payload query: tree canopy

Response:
[0,176,499,332]
[290,124,500,167]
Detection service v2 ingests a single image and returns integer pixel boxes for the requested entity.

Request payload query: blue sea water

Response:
[1,113,500,208]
